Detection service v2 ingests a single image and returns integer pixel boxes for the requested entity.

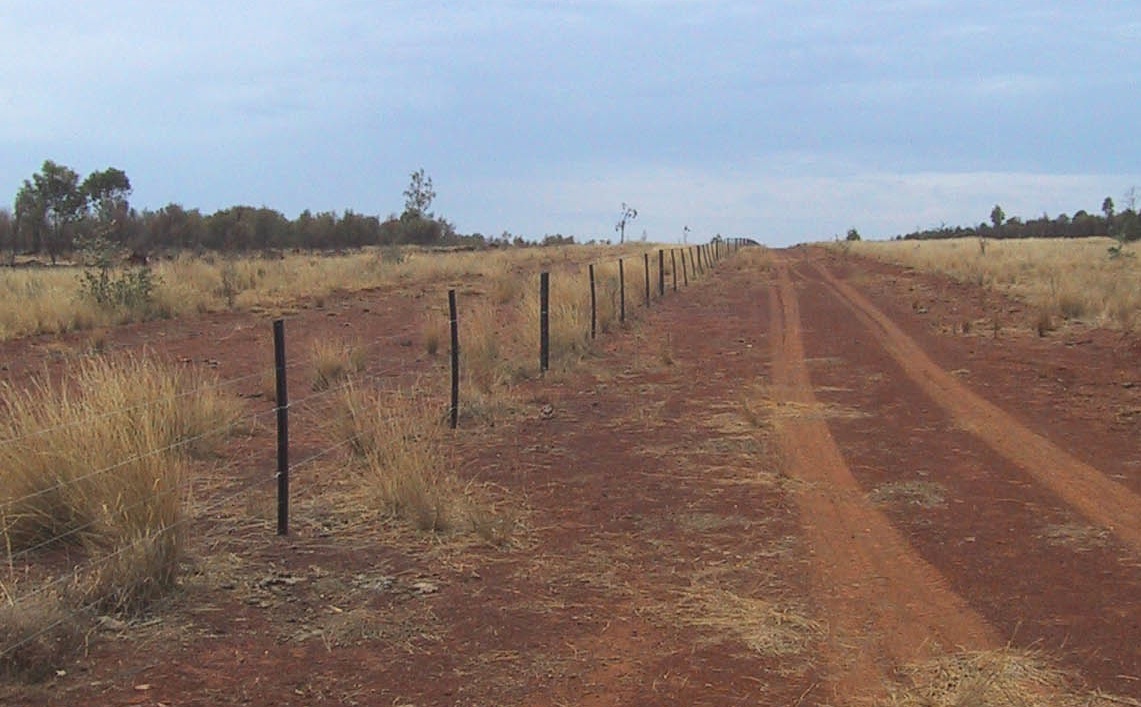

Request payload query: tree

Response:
[990,204,1005,230]
[0,209,12,265]
[615,202,637,245]
[31,160,85,264]
[683,225,690,245]
[82,167,132,223]
[846,228,861,241]
[402,169,435,218]
[13,179,44,256]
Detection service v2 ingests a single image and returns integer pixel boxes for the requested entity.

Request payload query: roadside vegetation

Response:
[846,237,1141,331]
[0,355,243,678]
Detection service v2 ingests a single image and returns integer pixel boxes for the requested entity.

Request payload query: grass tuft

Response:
[0,588,82,682]
[310,338,367,391]
[880,649,1127,707]
[673,586,821,657]
[0,355,242,610]
[331,382,516,540]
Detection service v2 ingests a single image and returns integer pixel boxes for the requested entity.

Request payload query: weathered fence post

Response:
[643,252,650,307]
[273,319,289,536]
[658,249,665,298]
[589,263,597,340]
[539,272,550,374]
[619,258,626,323]
[681,249,689,287]
[671,250,678,292]
[448,289,459,429]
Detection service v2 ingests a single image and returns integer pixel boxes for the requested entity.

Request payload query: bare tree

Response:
[615,202,637,245]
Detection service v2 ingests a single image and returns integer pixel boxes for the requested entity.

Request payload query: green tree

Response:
[846,227,861,241]
[990,204,1005,230]
[13,180,44,256]
[32,160,86,263]
[0,209,12,265]
[82,167,132,223]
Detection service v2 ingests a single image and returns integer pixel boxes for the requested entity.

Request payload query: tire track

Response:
[769,259,995,700]
[809,260,1141,553]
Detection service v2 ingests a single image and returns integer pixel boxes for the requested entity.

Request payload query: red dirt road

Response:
[3,246,1140,705]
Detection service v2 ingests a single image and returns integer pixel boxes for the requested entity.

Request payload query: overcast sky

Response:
[1,1,1138,246]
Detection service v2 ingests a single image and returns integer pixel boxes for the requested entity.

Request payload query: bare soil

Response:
[3,245,1139,705]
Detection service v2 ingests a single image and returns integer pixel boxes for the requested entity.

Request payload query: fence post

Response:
[658,249,665,298]
[671,250,678,292]
[643,252,650,307]
[681,249,689,287]
[589,263,597,339]
[273,319,289,537]
[448,289,459,429]
[618,258,626,323]
[539,272,550,374]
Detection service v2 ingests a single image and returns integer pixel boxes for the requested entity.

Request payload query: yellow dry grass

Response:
[880,649,1133,707]
[848,238,1141,330]
[0,355,243,612]
[0,244,662,342]
[673,585,822,657]
[330,381,517,543]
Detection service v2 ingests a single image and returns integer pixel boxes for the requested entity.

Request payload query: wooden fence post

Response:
[448,289,459,429]
[273,319,289,536]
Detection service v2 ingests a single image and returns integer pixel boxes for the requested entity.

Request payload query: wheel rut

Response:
[769,258,996,700]
[808,259,1141,553]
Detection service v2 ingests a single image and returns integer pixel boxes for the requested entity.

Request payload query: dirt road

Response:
[5,246,1140,705]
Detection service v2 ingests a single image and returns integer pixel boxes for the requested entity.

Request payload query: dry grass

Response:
[880,649,1131,707]
[0,354,243,679]
[1040,522,1110,552]
[331,382,516,543]
[0,587,82,682]
[310,338,367,391]
[0,244,658,342]
[868,480,947,510]
[673,585,821,657]
[848,238,1141,330]
[0,355,243,611]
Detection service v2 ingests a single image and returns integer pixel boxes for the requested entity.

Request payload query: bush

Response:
[76,235,161,314]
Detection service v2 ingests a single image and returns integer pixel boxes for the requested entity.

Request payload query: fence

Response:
[0,238,746,676]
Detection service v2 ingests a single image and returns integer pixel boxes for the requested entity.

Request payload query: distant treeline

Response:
[0,160,579,264]
[899,195,1140,242]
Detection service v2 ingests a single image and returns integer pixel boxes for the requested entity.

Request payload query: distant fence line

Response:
[0,239,747,673]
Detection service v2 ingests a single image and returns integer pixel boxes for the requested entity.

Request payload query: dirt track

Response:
[4,246,1140,705]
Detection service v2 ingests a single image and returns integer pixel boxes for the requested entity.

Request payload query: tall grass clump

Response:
[0,354,243,614]
[332,382,512,541]
[310,338,367,391]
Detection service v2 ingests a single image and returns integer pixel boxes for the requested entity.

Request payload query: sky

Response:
[1,1,1138,247]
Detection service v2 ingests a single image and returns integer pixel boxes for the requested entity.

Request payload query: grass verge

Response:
[0,353,243,679]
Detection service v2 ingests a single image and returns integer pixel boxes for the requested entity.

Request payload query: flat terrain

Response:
[4,245,1140,705]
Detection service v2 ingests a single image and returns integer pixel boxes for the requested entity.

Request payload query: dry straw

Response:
[849,238,1141,331]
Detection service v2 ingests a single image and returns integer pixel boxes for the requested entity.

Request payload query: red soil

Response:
[2,246,1139,705]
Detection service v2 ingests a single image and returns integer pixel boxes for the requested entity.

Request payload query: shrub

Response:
[76,235,161,316]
